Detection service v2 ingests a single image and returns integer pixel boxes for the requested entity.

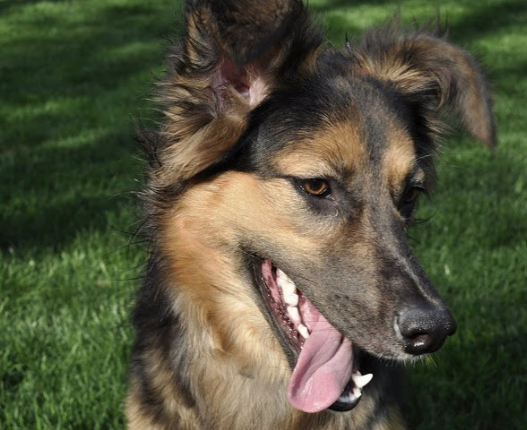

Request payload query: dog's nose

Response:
[397,305,457,356]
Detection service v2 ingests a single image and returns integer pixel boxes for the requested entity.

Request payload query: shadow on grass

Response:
[0,131,142,253]
[311,0,527,48]
[0,1,183,254]
[447,0,527,44]
[310,0,393,12]
[0,0,61,13]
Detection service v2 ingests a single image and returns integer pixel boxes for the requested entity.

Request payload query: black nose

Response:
[397,305,457,355]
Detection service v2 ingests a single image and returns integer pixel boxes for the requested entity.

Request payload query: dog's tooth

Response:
[352,373,373,389]
[297,323,310,339]
[283,292,299,307]
[287,306,301,323]
[352,386,362,399]
[281,279,296,295]
[277,269,296,295]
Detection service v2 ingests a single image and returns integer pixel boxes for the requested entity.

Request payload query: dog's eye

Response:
[399,186,426,218]
[403,187,420,205]
[300,179,331,197]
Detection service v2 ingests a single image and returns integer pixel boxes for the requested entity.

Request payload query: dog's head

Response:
[143,0,495,415]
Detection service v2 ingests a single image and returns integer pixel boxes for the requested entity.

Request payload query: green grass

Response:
[1,0,526,429]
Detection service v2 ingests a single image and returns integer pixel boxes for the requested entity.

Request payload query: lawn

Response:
[1,0,526,429]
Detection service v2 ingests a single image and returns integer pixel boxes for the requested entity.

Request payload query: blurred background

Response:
[1,0,526,428]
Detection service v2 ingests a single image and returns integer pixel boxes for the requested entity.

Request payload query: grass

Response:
[1,0,526,428]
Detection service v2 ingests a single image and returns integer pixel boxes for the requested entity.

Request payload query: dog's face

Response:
[145,0,495,416]
[240,79,445,356]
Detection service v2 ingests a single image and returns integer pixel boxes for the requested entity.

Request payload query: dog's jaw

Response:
[258,259,373,413]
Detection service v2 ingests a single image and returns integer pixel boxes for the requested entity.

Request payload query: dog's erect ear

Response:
[185,0,304,70]
[183,0,311,106]
[353,26,496,147]
[149,0,322,184]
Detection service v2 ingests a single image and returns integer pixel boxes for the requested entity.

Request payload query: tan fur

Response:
[382,124,418,197]
[276,119,366,178]
[128,170,406,429]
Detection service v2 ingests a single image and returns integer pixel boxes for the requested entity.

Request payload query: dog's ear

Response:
[353,26,496,147]
[149,0,323,184]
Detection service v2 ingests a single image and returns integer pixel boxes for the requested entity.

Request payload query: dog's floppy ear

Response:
[353,26,496,147]
[149,0,322,184]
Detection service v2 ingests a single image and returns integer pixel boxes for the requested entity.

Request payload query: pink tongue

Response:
[287,305,353,413]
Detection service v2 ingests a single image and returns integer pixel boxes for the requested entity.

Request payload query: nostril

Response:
[397,306,457,356]
[403,330,435,355]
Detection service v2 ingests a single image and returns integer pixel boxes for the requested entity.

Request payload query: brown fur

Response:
[127,1,495,429]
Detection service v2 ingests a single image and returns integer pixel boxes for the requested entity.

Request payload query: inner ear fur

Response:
[353,24,496,147]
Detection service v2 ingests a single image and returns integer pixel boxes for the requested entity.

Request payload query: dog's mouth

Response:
[258,259,373,413]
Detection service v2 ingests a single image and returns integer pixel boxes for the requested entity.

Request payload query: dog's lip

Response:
[254,258,373,412]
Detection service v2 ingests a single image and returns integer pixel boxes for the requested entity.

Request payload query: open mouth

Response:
[259,259,373,413]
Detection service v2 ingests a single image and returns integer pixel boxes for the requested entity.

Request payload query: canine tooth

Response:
[352,387,362,399]
[287,306,301,323]
[298,324,310,339]
[352,373,373,389]
[277,269,296,295]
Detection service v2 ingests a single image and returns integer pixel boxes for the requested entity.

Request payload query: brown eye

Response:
[301,179,331,197]
[403,188,420,205]
[399,186,426,219]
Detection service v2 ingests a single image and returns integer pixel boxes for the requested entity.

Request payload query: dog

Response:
[126,1,495,429]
